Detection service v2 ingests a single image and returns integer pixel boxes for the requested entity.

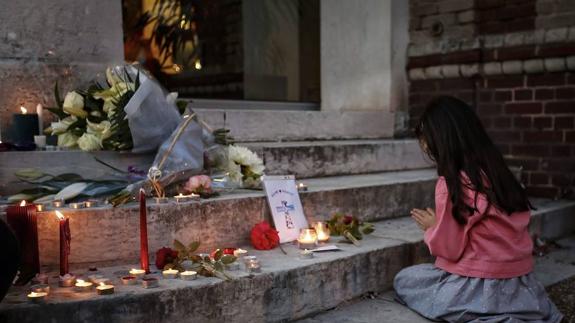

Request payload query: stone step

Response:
[296,236,575,323]
[243,139,431,178]
[1,200,574,323]
[34,169,437,268]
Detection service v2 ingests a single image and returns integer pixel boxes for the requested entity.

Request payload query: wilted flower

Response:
[63,91,87,118]
[183,175,212,194]
[77,133,102,151]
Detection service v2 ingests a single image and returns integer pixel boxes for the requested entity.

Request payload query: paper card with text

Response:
[262,175,308,243]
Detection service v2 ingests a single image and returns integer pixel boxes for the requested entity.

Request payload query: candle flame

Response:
[99,282,105,287]
[76,279,85,284]
[55,210,65,220]
[20,106,27,114]
[30,292,38,296]
[20,200,26,207]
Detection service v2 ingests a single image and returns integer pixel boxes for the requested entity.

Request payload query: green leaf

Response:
[190,255,203,263]
[173,239,187,255]
[54,82,63,109]
[15,169,46,180]
[220,255,236,265]
[213,249,223,261]
[187,241,200,254]
[213,262,224,272]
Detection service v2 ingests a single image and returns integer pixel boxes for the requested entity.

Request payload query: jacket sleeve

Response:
[423,177,469,262]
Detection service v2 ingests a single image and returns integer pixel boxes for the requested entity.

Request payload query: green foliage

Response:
[327,213,375,247]
[166,240,237,281]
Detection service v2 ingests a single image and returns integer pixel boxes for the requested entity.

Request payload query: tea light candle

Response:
[297,182,308,192]
[314,222,330,242]
[180,271,197,281]
[129,268,146,279]
[300,249,314,259]
[27,291,47,304]
[162,269,179,279]
[32,273,49,284]
[74,279,93,292]
[69,202,85,209]
[52,199,64,208]
[245,259,261,273]
[59,274,76,287]
[31,284,50,295]
[84,200,99,208]
[121,276,137,285]
[96,282,114,295]
[154,197,169,204]
[233,248,248,258]
[297,228,318,249]
[142,277,159,289]
[35,204,45,212]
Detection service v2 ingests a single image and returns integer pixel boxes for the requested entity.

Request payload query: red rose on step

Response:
[250,221,280,250]
[155,247,178,270]
[343,215,354,225]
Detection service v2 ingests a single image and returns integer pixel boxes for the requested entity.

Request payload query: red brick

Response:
[527,74,566,87]
[408,55,443,68]
[497,46,536,61]
[555,116,574,129]
[511,144,549,156]
[506,18,535,33]
[489,130,521,142]
[410,80,438,92]
[505,157,540,170]
[523,131,563,142]
[479,90,493,102]
[482,49,498,61]
[539,43,575,57]
[547,159,575,172]
[551,145,571,157]
[533,117,553,129]
[505,102,542,114]
[438,78,476,91]
[494,90,512,102]
[441,50,481,65]
[478,103,502,115]
[567,131,575,143]
[552,174,573,186]
[545,101,574,114]
[526,186,558,198]
[556,87,575,99]
[513,116,532,129]
[479,21,504,34]
[497,144,511,155]
[530,172,549,185]
[512,89,531,101]
[486,75,525,88]
[455,91,474,103]
[477,0,505,9]
[481,117,493,128]
[492,117,512,128]
[535,89,554,100]
[568,73,575,85]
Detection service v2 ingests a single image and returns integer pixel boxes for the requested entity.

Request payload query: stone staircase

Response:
[1,136,574,323]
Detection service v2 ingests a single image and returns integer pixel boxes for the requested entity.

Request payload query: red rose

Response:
[155,247,178,270]
[250,221,280,250]
[343,215,354,225]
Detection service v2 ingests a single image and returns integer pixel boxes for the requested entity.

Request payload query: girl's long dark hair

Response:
[415,96,532,225]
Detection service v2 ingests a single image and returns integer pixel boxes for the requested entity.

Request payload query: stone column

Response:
[321,0,408,117]
[0,0,124,140]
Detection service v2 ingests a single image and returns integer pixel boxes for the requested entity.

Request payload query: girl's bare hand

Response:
[410,208,436,231]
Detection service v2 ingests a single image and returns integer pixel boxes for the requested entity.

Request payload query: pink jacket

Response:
[424,176,533,279]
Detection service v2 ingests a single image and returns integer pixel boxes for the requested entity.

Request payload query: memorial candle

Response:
[139,189,150,273]
[6,200,40,283]
[12,106,39,143]
[55,211,71,276]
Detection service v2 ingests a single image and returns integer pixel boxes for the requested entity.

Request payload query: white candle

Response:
[96,282,114,295]
[34,135,46,148]
[129,268,146,279]
[121,276,137,285]
[162,269,179,279]
[245,259,261,273]
[233,248,248,258]
[36,104,43,133]
[142,277,159,289]
[297,183,308,192]
[59,274,76,287]
[74,279,93,292]
[27,291,47,303]
[180,271,197,281]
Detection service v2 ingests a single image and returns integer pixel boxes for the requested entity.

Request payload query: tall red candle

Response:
[6,200,40,284]
[55,211,71,276]
[139,189,150,273]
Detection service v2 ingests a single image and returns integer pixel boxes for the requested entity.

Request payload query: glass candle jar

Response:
[297,228,318,249]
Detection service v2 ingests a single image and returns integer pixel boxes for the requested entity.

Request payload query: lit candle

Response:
[180,271,197,281]
[300,249,314,259]
[52,199,64,208]
[142,277,159,289]
[233,248,248,258]
[35,204,45,212]
[139,189,150,273]
[55,211,71,276]
[245,259,261,273]
[31,284,50,295]
[59,273,76,287]
[154,197,169,204]
[174,193,199,203]
[162,269,179,279]
[297,183,308,192]
[96,282,114,295]
[27,291,47,303]
[297,228,318,249]
[36,103,43,135]
[74,279,93,292]
[129,268,146,279]
[121,276,137,285]
[314,222,330,242]
[6,200,40,283]
[69,202,85,209]
[84,200,98,208]
[12,106,40,144]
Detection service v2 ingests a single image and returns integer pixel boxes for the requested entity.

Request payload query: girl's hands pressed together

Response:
[411,208,436,231]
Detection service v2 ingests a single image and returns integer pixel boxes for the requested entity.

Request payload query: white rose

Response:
[87,120,112,140]
[50,116,77,135]
[77,133,102,151]
[63,91,87,118]
[57,133,79,148]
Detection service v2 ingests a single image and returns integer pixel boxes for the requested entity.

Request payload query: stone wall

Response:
[407,0,575,199]
[0,0,124,141]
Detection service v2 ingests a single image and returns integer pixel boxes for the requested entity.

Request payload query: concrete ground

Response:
[297,236,575,323]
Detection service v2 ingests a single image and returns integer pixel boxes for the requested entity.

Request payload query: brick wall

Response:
[407,0,575,199]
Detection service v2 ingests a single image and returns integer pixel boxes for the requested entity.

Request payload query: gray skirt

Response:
[394,264,563,323]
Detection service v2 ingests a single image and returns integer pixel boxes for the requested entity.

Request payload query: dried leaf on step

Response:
[54,182,88,201]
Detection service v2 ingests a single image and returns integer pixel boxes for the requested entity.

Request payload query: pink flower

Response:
[183,175,212,194]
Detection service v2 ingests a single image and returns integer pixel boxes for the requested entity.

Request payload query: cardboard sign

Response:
[262,175,308,243]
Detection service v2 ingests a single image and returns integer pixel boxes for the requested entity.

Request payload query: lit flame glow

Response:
[99,282,105,287]
[76,279,84,284]
[29,292,38,297]
[194,60,202,70]
[20,106,27,114]
[20,200,26,207]
[55,210,65,220]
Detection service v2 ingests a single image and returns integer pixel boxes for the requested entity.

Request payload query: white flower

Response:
[50,116,77,135]
[57,133,79,148]
[63,91,87,118]
[227,145,265,188]
[87,120,112,141]
[77,133,102,151]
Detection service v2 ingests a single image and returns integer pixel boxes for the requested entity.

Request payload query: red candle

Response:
[55,211,71,276]
[6,200,40,284]
[139,189,150,273]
